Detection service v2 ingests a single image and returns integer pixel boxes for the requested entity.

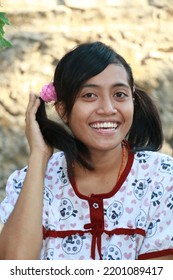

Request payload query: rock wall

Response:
[0,0,173,199]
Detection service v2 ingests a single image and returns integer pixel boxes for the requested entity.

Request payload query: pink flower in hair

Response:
[40,82,57,103]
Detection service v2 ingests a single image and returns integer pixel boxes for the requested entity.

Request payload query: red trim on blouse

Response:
[69,142,134,200]
[42,225,146,260]
[105,227,145,236]
[138,249,173,260]
[43,227,86,239]
[43,226,145,240]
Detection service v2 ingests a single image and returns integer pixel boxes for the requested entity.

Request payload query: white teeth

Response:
[90,122,117,129]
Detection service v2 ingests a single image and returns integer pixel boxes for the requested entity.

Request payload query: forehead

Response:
[84,64,129,87]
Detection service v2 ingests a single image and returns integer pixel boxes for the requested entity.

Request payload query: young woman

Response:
[0,41,173,260]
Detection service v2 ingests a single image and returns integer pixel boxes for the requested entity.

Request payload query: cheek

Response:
[69,102,92,126]
[122,103,134,123]
[68,109,85,134]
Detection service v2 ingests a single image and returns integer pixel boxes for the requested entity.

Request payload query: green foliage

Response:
[0,11,12,48]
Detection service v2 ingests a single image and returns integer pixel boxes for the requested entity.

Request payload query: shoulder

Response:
[46,151,67,172]
[134,150,173,166]
[44,151,70,188]
[48,151,66,165]
[131,150,173,185]
[5,151,67,192]
[5,166,28,193]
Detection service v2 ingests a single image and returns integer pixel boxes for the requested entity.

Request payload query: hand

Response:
[25,94,53,160]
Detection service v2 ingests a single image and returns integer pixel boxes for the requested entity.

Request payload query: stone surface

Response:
[0,0,173,200]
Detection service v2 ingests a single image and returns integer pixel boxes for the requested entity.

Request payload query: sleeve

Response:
[138,177,173,259]
[0,167,27,224]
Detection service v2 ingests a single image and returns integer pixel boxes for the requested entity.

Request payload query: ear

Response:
[55,102,68,123]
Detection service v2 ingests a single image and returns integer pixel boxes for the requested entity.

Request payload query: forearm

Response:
[0,153,48,260]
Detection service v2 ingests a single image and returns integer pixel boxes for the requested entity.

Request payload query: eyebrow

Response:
[81,83,130,89]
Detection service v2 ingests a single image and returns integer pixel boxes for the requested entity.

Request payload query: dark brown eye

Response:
[114,92,128,99]
[83,93,96,98]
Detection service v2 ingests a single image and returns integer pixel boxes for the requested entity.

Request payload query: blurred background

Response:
[0,0,173,207]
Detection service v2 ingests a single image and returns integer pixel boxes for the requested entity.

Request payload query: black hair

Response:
[128,88,163,151]
[36,41,163,173]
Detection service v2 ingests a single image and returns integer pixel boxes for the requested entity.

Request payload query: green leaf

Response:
[0,10,12,48]
[0,25,5,35]
[0,12,11,25]
[0,36,12,48]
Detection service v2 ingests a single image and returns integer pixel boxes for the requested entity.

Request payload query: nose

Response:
[97,97,117,115]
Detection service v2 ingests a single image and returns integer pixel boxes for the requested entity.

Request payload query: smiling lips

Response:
[90,122,118,129]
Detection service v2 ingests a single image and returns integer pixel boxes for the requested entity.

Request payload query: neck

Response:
[92,147,122,173]
[74,143,124,177]
[73,142,128,196]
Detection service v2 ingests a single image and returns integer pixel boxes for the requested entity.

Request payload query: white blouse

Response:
[1,148,173,260]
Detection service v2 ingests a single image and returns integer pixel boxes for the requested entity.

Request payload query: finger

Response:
[25,94,40,121]
[26,93,36,112]
[30,97,41,117]
[25,97,41,138]
[25,94,36,121]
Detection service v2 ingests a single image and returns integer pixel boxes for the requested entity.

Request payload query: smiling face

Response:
[67,64,134,154]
